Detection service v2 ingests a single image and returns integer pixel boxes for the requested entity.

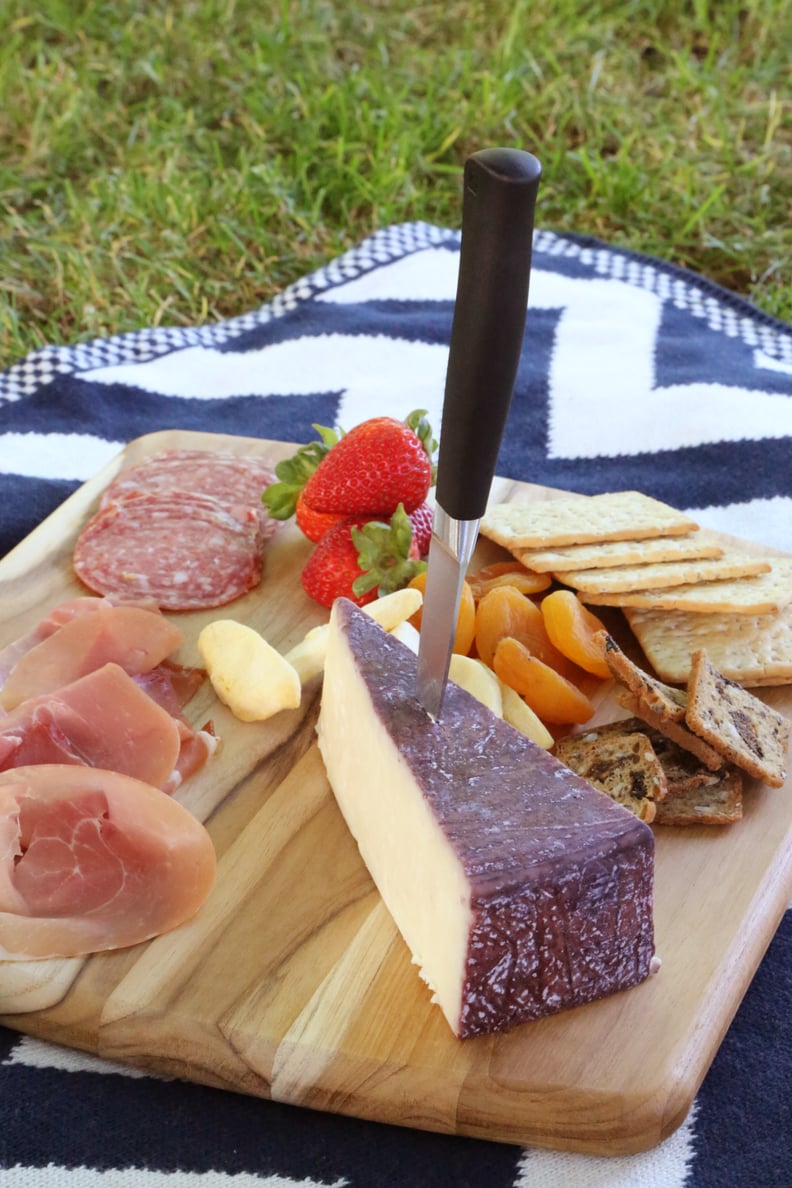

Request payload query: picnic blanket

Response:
[1,221,790,1187]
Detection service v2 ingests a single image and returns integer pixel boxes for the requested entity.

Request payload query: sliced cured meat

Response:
[0,765,216,959]
[132,663,218,792]
[133,659,206,717]
[73,492,262,610]
[0,598,107,687]
[0,663,182,790]
[101,448,278,540]
[167,720,220,794]
[101,447,276,507]
[0,596,164,688]
[0,605,184,711]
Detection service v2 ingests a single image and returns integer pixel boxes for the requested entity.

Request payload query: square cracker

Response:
[617,691,725,771]
[557,716,743,825]
[480,491,698,550]
[516,530,724,574]
[685,649,789,788]
[654,768,743,826]
[599,631,687,722]
[554,728,666,823]
[560,547,770,594]
[599,631,724,770]
[625,601,792,686]
[592,716,730,791]
[583,556,792,614]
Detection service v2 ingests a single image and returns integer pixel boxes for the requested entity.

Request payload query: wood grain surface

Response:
[1,430,790,1155]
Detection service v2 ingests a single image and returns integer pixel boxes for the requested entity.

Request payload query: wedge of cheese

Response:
[316,599,656,1039]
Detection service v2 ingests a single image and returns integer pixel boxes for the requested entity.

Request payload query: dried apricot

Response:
[474,586,579,679]
[492,637,595,725]
[466,560,551,600]
[408,571,476,655]
[540,590,611,679]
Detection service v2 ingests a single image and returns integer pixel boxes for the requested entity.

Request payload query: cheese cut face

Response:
[317,599,656,1039]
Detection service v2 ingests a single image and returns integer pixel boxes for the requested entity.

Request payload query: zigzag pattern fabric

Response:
[0,224,790,1186]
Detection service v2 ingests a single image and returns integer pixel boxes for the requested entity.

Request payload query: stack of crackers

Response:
[480,488,791,820]
[480,490,792,688]
[555,635,789,825]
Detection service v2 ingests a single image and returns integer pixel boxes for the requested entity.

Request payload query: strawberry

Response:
[301,505,427,609]
[295,490,345,543]
[261,424,339,522]
[407,501,434,557]
[262,411,436,528]
[304,411,435,515]
[301,518,379,609]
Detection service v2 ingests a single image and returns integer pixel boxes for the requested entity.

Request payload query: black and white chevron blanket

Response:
[1,223,790,1187]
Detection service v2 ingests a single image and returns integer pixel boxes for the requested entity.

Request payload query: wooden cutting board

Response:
[1,429,790,1156]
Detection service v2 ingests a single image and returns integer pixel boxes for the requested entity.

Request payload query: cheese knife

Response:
[415,147,541,719]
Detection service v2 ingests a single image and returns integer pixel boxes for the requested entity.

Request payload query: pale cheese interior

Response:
[316,608,474,1035]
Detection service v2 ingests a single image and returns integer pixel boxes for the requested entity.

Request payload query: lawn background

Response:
[1,0,790,367]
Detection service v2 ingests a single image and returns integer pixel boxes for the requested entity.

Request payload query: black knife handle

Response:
[436,148,541,522]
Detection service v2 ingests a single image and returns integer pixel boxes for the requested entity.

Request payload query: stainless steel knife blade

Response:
[415,147,541,719]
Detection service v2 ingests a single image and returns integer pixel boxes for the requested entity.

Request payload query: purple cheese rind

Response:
[460,843,655,1036]
[333,600,656,1037]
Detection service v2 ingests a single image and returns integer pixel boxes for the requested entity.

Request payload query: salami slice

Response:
[74,491,262,611]
[101,449,278,541]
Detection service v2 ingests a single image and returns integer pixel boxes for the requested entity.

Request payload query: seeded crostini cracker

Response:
[559,715,744,825]
[586,715,732,791]
[654,768,744,826]
[583,556,792,614]
[480,490,698,551]
[617,691,725,771]
[553,729,666,823]
[625,602,792,687]
[516,530,724,574]
[560,548,771,595]
[598,632,687,722]
[599,631,725,769]
[685,650,790,788]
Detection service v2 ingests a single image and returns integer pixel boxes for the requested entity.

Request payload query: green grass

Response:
[1,0,791,365]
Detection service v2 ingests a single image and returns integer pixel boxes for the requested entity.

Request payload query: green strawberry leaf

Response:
[351,504,427,597]
[405,409,438,485]
[261,424,341,519]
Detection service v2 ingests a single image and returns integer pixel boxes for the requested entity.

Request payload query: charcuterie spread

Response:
[64,425,785,1037]
[0,428,790,1154]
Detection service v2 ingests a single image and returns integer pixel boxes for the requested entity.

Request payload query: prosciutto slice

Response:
[0,597,108,687]
[0,765,216,959]
[133,659,206,718]
[131,661,219,792]
[0,605,184,711]
[0,663,183,790]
